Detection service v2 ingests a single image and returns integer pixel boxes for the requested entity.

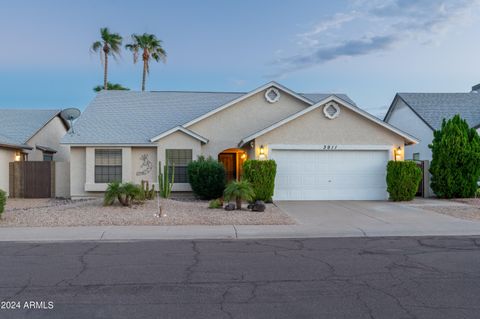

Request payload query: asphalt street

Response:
[1,236,480,318]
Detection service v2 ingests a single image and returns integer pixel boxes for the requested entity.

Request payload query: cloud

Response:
[272,0,480,76]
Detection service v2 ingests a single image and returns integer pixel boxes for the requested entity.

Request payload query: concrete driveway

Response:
[276,200,480,237]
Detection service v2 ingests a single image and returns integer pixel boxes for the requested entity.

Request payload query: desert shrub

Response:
[242,160,277,202]
[0,189,6,217]
[223,180,255,210]
[386,161,422,201]
[187,156,226,199]
[208,198,222,209]
[104,182,142,207]
[429,115,480,198]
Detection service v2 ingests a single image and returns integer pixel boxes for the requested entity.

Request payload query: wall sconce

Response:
[240,152,247,160]
[259,145,266,160]
[394,146,402,161]
[15,151,21,162]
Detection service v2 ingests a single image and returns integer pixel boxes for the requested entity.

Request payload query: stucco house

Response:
[62,82,417,200]
[0,109,70,195]
[384,87,480,161]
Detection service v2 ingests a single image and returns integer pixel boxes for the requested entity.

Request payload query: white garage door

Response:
[271,149,389,200]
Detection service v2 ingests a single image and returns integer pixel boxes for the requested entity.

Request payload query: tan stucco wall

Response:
[26,116,69,162]
[189,89,309,157]
[132,147,157,185]
[0,148,15,195]
[70,147,86,197]
[255,105,405,160]
[156,131,202,191]
[55,161,70,198]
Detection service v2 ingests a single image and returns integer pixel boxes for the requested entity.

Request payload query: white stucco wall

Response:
[0,148,15,195]
[26,116,69,162]
[386,99,433,160]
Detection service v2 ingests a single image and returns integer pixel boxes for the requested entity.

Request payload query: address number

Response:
[323,145,338,150]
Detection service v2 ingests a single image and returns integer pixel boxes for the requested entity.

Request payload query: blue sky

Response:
[0,0,479,117]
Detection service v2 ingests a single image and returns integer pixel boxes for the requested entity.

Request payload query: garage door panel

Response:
[271,149,389,200]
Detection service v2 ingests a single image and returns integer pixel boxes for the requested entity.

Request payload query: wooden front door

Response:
[219,153,236,182]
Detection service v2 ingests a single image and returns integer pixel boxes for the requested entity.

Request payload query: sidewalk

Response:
[1,222,480,242]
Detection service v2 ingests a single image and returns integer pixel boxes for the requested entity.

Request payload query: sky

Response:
[0,0,479,117]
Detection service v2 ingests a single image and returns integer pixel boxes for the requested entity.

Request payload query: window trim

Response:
[165,149,192,183]
[94,149,123,183]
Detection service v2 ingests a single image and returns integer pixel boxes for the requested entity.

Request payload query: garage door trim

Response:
[269,144,393,154]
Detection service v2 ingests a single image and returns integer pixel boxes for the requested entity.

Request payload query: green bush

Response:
[386,161,422,201]
[429,115,480,198]
[242,160,277,202]
[223,180,255,210]
[0,189,6,217]
[208,198,222,209]
[187,156,226,199]
[104,182,142,207]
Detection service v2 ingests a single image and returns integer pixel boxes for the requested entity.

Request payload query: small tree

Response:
[0,189,6,218]
[243,160,277,202]
[386,161,422,201]
[429,115,480,198]
[224,180,255,210]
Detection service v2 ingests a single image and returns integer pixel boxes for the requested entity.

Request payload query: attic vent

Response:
[265,87,280,103]
[323,102,340,120]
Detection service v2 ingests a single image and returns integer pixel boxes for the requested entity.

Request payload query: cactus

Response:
[141,180,156,200]
[158,161,175,198]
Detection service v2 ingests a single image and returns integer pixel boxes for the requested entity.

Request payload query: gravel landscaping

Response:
[0,198,295,227]
[405,198,480,221]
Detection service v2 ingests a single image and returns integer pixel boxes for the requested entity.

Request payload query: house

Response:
[384,86,480,161]
[0,109,70,195]
[62,82,417,200]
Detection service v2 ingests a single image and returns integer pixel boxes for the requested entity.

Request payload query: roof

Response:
[386,93,480,130]
[35,145,57,153]
[0,109,62,149]
[239,95,419,146]
[62,85,357,145]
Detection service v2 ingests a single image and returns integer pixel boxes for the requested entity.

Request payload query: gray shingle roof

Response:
[62,90,357,145]
[397,93,480,130]
[0,109,61,148]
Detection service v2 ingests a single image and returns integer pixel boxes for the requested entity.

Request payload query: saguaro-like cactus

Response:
[158,161,175,198]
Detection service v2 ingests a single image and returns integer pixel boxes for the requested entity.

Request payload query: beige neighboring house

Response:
[62,82,418,200]
[0,109,70,196]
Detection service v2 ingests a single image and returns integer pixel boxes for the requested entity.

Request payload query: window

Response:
[43,153,54,161]
[166,149,192,183]
[95,149,122,183]
[413,153,420,161]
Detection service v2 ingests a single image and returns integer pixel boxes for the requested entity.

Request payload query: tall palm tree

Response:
[125,33,167,91]
[91,28,123,90]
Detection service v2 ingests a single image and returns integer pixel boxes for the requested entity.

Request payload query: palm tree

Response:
[224,180,255,210]
[125,33,167,91]
[93,82,129,92]
[91,28,123,90]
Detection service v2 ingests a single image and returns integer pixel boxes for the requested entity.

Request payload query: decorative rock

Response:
[251,200,266,212]
[224,203,236,211]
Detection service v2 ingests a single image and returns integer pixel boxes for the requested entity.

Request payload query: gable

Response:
[255,101,408,146]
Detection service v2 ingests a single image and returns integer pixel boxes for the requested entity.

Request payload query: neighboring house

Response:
[62,81,417,200]
[384,87,480,161]
[0,109,70,195]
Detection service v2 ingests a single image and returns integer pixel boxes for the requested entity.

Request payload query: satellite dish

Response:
[61,108,81,134]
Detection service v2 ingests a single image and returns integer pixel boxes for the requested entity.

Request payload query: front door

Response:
[219,153,236,182]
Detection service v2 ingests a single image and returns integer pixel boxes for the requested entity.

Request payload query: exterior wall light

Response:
[240,152,247,160]
[15,151,21,162]
[259,145,266,160]
[394,146,402,161]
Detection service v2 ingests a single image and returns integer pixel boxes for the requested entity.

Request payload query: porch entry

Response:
[218,148,248,183]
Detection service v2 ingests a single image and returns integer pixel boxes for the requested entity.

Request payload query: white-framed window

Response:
[166,149,192,183]
[43,153,54,161]
[95,149,122,183]
[265,87,281,103]
[413,153,420,161]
